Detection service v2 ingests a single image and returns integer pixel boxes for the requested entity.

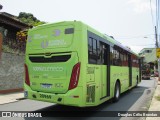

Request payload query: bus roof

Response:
[30,21,139,56]
[83,22,138,56]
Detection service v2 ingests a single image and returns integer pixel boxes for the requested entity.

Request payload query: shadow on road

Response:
[24,85,150,120]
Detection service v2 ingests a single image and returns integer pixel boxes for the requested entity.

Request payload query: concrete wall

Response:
[0,52,24,91]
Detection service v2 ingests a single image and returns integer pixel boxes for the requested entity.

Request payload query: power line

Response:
[150,0,155,29]
[130,44,155,46]
[156,0,158,27]
[158,0,160,26]
[158,0,160,43]
[156,0,159,32]
[115,34,155,39]
[155,0,159,48]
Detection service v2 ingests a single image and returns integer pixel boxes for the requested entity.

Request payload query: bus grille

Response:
[86,85,95,103]
[29,55,71,63]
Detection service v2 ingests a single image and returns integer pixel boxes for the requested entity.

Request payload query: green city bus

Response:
[24,21,141,107]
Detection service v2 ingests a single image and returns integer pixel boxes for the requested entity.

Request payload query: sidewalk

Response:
[0,92,24,105]
[146,79,160,120]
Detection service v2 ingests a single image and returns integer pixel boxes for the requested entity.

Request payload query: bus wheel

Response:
[113,81,120,102]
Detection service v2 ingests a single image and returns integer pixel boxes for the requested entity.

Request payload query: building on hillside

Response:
[0,12,32,39]
[0,12,32,53]
[139,48,157,74]
[139,48,157,63]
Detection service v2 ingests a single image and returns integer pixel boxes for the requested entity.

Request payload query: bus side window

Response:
[99,42,104,64]
[113,47,122,66]
[132,55,139,67]
[120,52,123,66]
[103,44,107,65]
[123,52,128,66]
[88,37,98,64]
[123,53,126,66]
[88,37,92,53]
[113,48,117,66]
[99,42,108,65]
[93,39,97,56]
[97,41,101,64]
[110,47,114,65]
[126,54,128,66]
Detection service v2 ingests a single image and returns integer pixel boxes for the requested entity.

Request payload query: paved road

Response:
[0,78,157,120]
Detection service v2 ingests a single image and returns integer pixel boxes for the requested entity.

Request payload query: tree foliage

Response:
[17,12,46,26]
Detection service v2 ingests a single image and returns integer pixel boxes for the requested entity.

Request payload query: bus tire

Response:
[113,81,120,102]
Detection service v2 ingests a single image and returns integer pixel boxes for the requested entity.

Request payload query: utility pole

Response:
[0,4,2,60]
[0,33,2,60]
[155,26,158,47]
[155,26,160,81]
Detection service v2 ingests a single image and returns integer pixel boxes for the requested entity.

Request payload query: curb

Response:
[0,92,25,105]
[146,79,160,120]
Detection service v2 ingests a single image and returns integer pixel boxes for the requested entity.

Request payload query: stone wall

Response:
[0,52,24,91]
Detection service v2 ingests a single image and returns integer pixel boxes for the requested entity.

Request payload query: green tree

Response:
[18,12,46,26]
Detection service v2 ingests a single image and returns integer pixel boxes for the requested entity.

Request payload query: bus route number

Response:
[39,94,51,99]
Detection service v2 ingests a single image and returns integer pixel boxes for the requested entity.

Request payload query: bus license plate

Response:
[40,94,51,99]
[41,84,52,89]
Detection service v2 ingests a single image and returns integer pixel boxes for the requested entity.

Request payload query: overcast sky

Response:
[1,0,159,53]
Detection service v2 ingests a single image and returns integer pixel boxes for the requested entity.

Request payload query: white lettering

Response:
[49,40,66,46]
[34,34,48,39]
[27,113,42,117]
[33,67,64,72]
[117,113,132,117]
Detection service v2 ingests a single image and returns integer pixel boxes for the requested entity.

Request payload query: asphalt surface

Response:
[0,78,157,120]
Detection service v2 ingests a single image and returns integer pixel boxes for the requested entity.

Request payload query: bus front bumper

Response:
[24,84,83,107]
